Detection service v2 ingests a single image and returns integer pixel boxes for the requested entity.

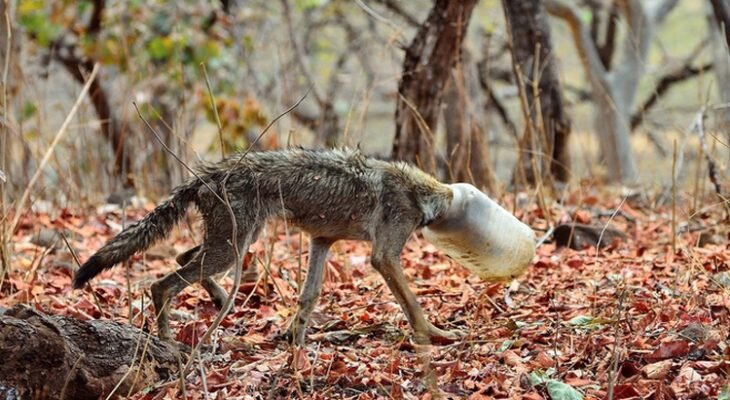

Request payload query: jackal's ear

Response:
[419,191,452,226]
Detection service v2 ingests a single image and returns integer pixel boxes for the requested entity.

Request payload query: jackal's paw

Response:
[426,325,464,345]
[171,340,193,354]
[157,330,174,343]
[208,292,228,310]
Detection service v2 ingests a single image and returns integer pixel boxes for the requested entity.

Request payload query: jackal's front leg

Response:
[285,237,334,346]
[372,234,463,345]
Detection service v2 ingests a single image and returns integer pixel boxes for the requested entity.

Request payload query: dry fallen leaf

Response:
[3,187,728,399]
[642,359,674,379]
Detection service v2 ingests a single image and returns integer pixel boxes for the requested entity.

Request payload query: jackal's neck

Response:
[398,163,453,226]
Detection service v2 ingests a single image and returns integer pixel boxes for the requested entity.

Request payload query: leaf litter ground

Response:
[2,186,729,399]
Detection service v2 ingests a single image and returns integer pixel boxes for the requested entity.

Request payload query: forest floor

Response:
[1,185,729,400]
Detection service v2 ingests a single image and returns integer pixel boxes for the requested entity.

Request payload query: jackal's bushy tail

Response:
[73,180,200,289]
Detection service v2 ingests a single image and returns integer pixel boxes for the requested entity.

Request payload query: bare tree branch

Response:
[87,0,104,36]
[632,62,713,129]
[652,0,680,23]
[53,47,132,187]
[370,0,420,28]
[477,58,518,139]
[281,0,324,105]
[588,0,619,69]
[280,0,340,146]
[612,0,648,102]
[544,0,611,90]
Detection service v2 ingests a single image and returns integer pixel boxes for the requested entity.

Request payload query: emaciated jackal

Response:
[73,148,535,345]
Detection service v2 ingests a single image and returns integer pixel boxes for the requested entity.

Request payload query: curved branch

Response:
[87,0,104,37]
[652,0,679,23]
[280,0,325,105]
[370,0,419,28]
[588,0,619,69]
[477,58,517,139]
[54,49,132,186]
[610,0,652,107]
[544,0,611,91]
[631,62,713,129]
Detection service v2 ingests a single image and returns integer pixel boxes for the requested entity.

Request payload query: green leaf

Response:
[530,371,548,386]
[546,380,583,400]
[719,385,729,400]
[21,101,37,121]
[193,40,221,63]
[499,340,514,352]
[295,0,327,10]
[578,9,593,25]
[567,315,609,329]
[76,0,92,15]
[19,12,61,46]
[147,36,175,61]
[242,35,254,54]
[18,0,44,14]
[568,315,595,326]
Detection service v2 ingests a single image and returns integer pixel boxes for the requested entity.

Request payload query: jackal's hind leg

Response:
[176,245,230,308]
[201,277,228,309]
[152,226,255,341]
[283,237,334,346]
[175,245,201,266]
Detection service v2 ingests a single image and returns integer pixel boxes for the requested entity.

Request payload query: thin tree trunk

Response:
[46,0,134,189]
[393,0,478,174]
[709,0,730,47]
[502,0,572,184]
[545,0,678,184]
[55,56,133,188]
[444,53,497,194]
[708,0,730,132]
[281,0,341,147]
[0,0,19,277]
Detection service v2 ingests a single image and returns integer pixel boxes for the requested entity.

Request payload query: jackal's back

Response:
[196,148,452,238]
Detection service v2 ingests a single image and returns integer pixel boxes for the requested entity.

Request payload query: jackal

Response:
[73,148,535,345]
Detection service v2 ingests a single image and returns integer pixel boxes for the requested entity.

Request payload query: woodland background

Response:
[0,0,729,399]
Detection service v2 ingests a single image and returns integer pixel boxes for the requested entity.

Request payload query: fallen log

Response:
[0,305,180,400]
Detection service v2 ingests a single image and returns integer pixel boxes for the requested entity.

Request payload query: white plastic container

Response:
[423,183,536,281]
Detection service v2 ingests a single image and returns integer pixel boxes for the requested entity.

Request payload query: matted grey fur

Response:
[74,148,463,345]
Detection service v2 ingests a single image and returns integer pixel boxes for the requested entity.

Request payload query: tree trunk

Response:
[0,0,19,186]
[0,305,179,400]
[708,0,730,131]
[709,0,730,47]
[443,52,497,194]
[594,88,636,183]
[48,0,134,189]
[281,0,341,147]
[502,0,572,184]
[545,0,678,184]
[0,0,20,106]
[393,0,478,174]
[0,0,20,278]
[55,56,134,189]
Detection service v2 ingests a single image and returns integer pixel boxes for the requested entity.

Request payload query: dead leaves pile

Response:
[1,187,728,399]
